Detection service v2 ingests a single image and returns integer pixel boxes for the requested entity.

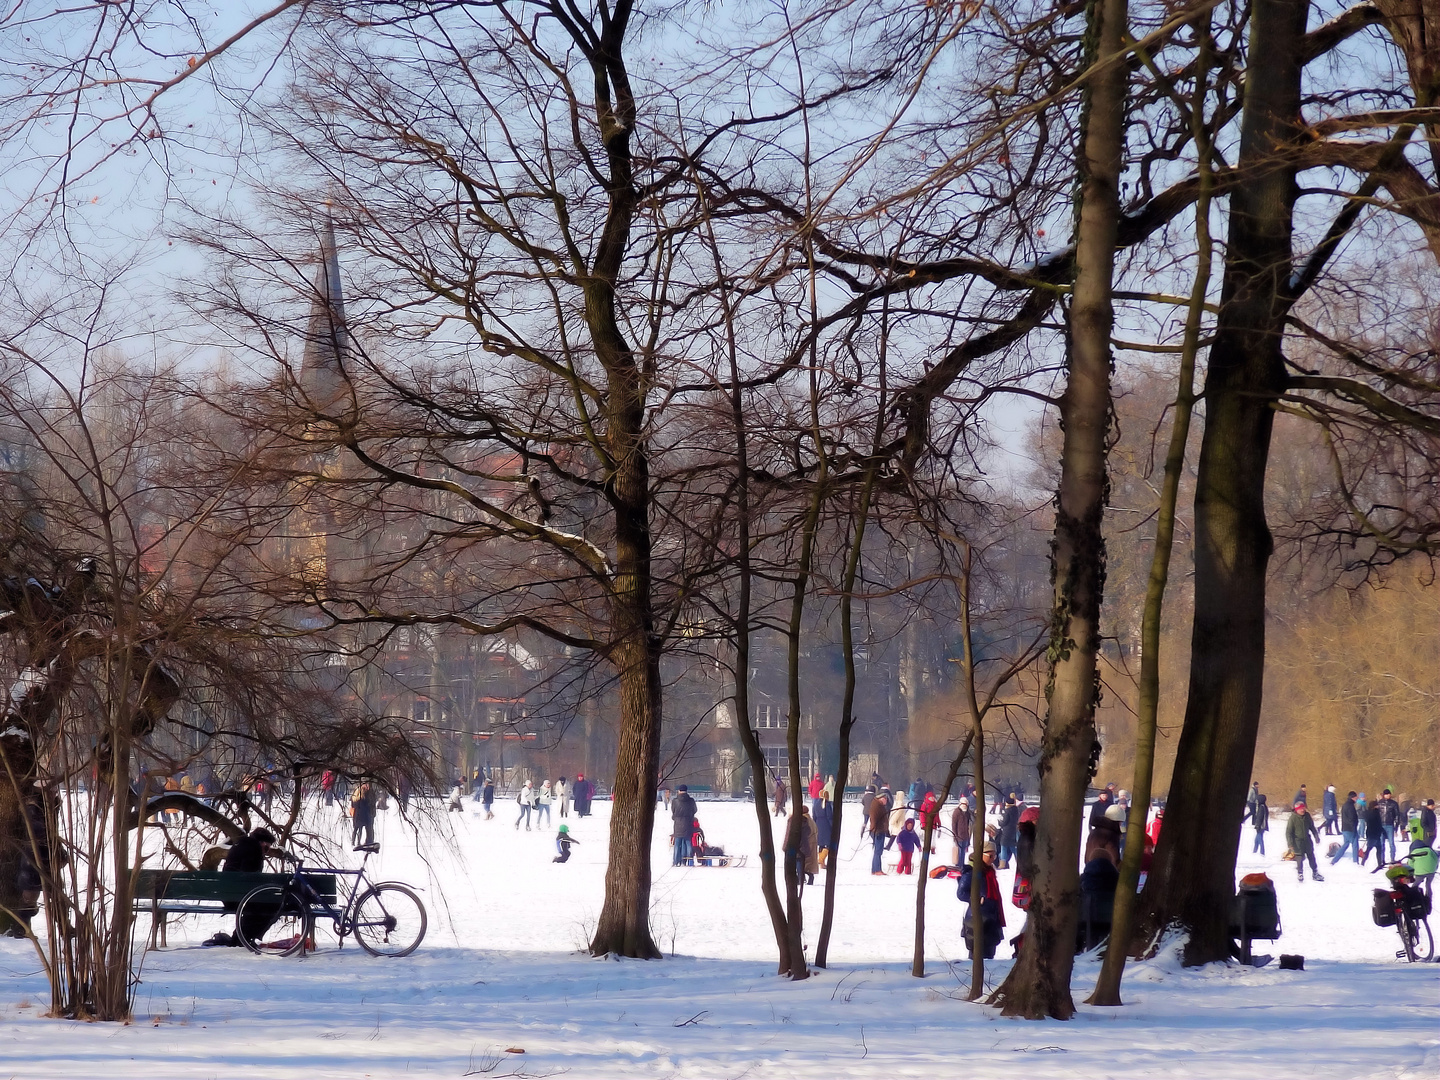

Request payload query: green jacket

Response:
[1286,809,1319,854]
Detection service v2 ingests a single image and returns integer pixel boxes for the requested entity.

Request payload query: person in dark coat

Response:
[859,785,876,838]
[1377,789,1403,863]
[1322,785,1339,836]
[1362,800,1386,867]
[670,784,698,866]
[1089,789,1113,830]
[958,841,1005,959]
[1293,783,1308,808]
[772,776,788,817]
[814,793,834,865]
[350,783,376,847]
[1285,802,1323,881]
[572,773,594,817]
[950,796,973,867]
[1331,791,1360,864]
[1243,793,1269,855]
[206,828,276,946]
[481,776,495,819]
[868,787,892,875]
[997,796,1021,869]
[1422,799,1437,846]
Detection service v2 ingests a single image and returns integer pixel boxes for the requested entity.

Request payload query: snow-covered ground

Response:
[3,797,1436,1078]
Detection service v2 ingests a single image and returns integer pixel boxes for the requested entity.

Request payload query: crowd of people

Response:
[1244,783,1437,892]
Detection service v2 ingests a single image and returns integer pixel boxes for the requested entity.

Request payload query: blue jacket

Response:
[1323,788,1338,818]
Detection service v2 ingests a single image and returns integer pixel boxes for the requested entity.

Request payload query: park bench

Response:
[133,869,336,949]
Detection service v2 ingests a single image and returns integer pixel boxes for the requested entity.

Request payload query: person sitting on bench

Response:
[204,828,275,947]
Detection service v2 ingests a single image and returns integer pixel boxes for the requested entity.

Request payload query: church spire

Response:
[299,211,349,410]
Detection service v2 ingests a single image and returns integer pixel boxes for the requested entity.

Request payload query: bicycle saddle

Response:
[353,842,381,853]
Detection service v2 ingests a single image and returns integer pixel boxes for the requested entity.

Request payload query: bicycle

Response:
[234,841,427,958]
[1372,858,1434,963]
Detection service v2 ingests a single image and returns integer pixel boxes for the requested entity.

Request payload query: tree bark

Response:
[1088,18,1214,1007]
[1137,0,1308,968]
[990,0,1126,1020]
[816,464,879,967]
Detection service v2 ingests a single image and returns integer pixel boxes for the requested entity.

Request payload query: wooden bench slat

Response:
[134,870,337,905]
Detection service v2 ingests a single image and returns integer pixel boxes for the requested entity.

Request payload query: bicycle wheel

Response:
[1406,915,1434,962]
[350,883,426,957]
[235,885,313,956]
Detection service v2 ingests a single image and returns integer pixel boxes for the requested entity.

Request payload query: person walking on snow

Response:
[556,776,570,818]
[482,776,495,819]
[868,787,892,875]
[1243,793,1269,855]
[447,779,465,812]
[895,818,921,875]
[515,781,534,830]
[1330,790,1360,864]
[1322,785,1338,836]
[1361,798,1385,867]
[772,776,788,817]
[537,780,554,826]
[1286,801,1324,882]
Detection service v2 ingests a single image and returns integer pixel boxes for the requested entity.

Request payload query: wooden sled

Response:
[688,852,748,868]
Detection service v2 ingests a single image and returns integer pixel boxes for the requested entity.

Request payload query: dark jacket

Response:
[895,825,921,853]
[1080,855,1119,898]
[999,803,1021,844]
[1421,806,1437,836]
[868,792,892,836]
[1245,797,1269,832]
[1286,809,1319,854]
[1363,805,1384,841]
[1088,795,1112,829]
[814,801,834,847]
[951,804,973,845]
[670,792,697,833]
[222,834,268,873]
[1377,798,1403,829]
[1323,788,1338,819]
[1340,797,1358,833]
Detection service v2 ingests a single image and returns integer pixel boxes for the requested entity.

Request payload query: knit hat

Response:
[1104,804,1125,822]
[1294,801,1306,811]
[677,784,688,792]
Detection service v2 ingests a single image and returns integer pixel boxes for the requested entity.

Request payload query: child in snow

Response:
[895,818,921,874]
[447,780,465,813]
[553,824,578,863]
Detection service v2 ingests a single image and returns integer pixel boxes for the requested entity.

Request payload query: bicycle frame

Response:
[284,847,380,943]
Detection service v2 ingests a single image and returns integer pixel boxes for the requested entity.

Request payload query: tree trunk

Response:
[991,0,1126,1020]
[816,465,879,968]
[1137,0,1307,967]
[1089,19,1215,1006]
[589,383,664,959]
[780,477,824,981]
[720,248,791,972]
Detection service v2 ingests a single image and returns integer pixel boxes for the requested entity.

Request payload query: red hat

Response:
[1294,801,1306,810]
[1019,806,1040,825]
